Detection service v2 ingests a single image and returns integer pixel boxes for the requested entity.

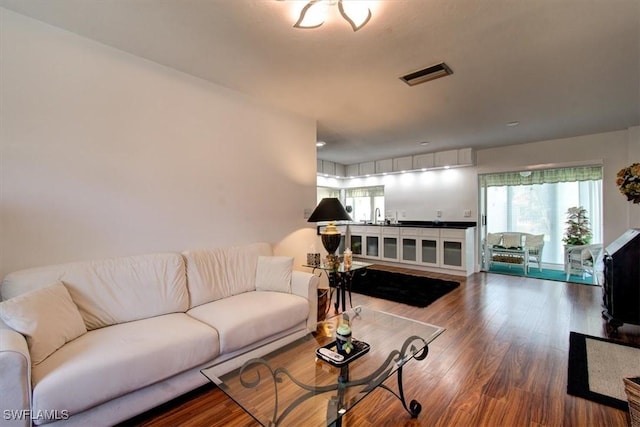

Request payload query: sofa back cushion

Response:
[1,253,189,331]
[502,233,523,248]
[182,242,272,308]
[486,233,503,246]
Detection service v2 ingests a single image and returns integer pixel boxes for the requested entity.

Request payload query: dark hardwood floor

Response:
[126,268,640,426]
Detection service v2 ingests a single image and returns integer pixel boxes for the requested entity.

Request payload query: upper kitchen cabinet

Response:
[457,148,474,165]
[336,148,475,178]
[318,160,346,177]
[346,164,359,177]
[359,161,375,176]
[434,150,458,167]
[413,153,435,169]
[393,156,413,172]
[375,159,393,174]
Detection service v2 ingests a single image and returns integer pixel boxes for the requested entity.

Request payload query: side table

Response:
[303,261,372,314]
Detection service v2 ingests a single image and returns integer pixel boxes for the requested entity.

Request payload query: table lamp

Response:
[307,198,352,256]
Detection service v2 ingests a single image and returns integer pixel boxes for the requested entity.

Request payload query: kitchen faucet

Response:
[374,208,381,225]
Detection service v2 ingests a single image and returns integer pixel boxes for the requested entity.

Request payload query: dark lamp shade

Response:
[307,198,352,223]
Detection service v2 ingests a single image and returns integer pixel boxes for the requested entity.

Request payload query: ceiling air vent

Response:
[400,62,453,86]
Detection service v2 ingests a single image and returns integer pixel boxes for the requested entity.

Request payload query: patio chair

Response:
[524,234,545,272]
[565,244,604,284]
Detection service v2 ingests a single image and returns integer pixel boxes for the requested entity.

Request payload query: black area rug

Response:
[567,331,640,411]
[351,268,460,308]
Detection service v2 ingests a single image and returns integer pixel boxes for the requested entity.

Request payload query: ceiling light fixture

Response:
[282,0,372,32]
[316,141,327,147]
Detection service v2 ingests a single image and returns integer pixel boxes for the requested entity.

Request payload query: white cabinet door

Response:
[349,226,365,256]
[364,226,381,258]
[440,238,464,270]
[381,227,400,261]
[400,228,420,264]
[439,229,468,271]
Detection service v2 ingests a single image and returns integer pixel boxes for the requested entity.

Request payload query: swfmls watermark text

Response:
[3,410,69,421]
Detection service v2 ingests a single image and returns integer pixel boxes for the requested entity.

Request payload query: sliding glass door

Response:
[479,165,603,267]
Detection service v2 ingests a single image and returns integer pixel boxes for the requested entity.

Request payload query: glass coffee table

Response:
[201,306,444,426]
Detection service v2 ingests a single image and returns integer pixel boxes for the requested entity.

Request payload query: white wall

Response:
[628,126,640,229]
[325,169,477,222]
[0,9,318,278]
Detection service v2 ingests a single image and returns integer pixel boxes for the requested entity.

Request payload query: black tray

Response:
[316,339,370,367]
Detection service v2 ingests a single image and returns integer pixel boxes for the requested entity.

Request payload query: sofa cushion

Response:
[502,233,522,248]
[0,282,87,365]
[525,234,545,248]
[255,256,293,293]
[1,253,189,331]
[187,291,308,354]
[30,313,219,423]
[486,233,503,246]
[183,243,272,308]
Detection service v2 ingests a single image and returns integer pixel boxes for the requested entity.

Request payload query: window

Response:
[345,186,385,223]
[480,166,602,265]
[317,186,340,204]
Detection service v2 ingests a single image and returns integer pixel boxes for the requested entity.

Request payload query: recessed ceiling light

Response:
[506,121,520,127]
[316,141,326,147]
[419,141,430,146]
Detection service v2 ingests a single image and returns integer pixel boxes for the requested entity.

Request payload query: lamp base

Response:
[321,233,342,255]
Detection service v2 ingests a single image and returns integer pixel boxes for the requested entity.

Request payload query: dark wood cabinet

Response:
[602,229,640,331]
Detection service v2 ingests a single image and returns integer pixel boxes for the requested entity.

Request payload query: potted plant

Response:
[563,206,592,246]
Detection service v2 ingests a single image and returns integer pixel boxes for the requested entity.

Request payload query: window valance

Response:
[479,166,602,187]
[345,186,385,197]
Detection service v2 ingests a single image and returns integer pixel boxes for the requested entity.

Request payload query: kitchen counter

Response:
[344,221,476,229]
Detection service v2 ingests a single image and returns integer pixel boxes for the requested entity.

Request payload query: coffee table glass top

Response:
[201,306,444,426]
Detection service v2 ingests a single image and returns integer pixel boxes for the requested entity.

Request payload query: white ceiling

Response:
[2,0,639,165]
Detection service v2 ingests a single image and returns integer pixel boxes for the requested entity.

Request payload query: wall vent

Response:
[400,62,453,86]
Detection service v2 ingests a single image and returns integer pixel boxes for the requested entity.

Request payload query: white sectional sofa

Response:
[0,243,318,427]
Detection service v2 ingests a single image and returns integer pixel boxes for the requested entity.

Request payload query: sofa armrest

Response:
[291,270,319,330]
[0,328,32,427]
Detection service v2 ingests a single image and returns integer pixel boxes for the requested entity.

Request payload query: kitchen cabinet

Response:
[365,226,380,258]
[393,156,413,172]
[349,226,380,259]
[457,148,474,166]
[434,150,459,167]
[438,228,474,272]
[345,164,359,177]
[420,229,440,267]
[381,227,400,261]
[375,159,393,174]
[359,161,375,176]
[413,153,434,170]
[400,227,424,264]
[349,226,365,256]
[348,224,476,276]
